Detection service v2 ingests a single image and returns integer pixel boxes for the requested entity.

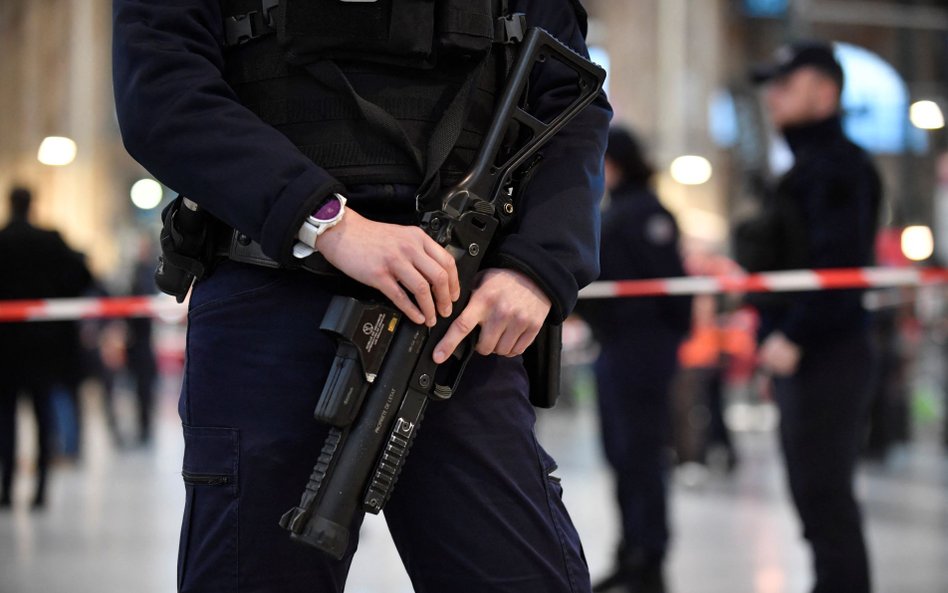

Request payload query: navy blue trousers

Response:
[774,332,873,593]
[177,261,590,593]
[593,334,679,559]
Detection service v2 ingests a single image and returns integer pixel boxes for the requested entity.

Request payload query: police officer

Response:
[742,42,882,593]
[112,1,610,592]
[578,127,691,593]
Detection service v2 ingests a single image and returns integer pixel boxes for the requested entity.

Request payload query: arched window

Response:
[835,42,927,154]
[588,46,611,98]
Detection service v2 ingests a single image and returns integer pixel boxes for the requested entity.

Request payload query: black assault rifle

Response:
[279,26,606,560]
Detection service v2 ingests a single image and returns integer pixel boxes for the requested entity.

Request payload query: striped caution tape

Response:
[578,267,948,299]
[0,267,946,322]
[0,295,185,323]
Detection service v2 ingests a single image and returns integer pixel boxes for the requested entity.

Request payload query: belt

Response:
[214,228,338,277]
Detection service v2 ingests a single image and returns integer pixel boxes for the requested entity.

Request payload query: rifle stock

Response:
[280,26,606,559]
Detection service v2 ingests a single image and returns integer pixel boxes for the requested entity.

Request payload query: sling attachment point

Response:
[495,14,527,45]
[224,0,278,47]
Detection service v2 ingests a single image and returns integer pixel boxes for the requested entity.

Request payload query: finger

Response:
[377,277,426,326]
[497,316,538,356]
[493,328,522,357]
[424,240,460,302]
[509,326,542,357]
[492,311,532,356]
[474,309,506,357]
[414,251,454,318]
[392,261,437,327]
[433,301,485,364]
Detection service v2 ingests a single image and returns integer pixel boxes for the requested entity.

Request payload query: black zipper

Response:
[182,471,231,486]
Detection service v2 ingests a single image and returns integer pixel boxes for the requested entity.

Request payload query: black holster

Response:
[523,322,561,409]
[155,196,214,302]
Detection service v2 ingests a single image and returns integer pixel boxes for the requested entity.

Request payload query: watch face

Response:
[313,196,342,222]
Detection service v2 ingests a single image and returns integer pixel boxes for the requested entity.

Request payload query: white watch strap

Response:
[298,219,321,248]
[293,241,316,259]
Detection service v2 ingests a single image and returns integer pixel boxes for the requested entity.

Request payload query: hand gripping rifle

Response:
[279,26,606,560]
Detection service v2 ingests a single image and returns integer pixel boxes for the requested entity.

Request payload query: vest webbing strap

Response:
[301,57,489,213]
[304,61,426,176]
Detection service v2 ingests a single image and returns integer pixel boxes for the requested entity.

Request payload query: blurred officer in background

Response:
[578,127,692,593]
[124,237,159,446]
[0,186,91,509]
[113,1,610,592]
[739,42,882,593]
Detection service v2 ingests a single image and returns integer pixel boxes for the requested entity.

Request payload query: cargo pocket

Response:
[177,426,240,593]
[538,447,563,500]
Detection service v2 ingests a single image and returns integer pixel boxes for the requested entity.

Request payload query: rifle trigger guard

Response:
[429,331,478,401]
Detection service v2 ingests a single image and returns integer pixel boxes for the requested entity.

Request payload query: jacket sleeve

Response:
[490,0,613,322]
[112,0,344,263]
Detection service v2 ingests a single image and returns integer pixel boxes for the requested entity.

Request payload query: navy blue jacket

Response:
[749,116,882,346]
[577,184,692,345]
[112,1,611,321]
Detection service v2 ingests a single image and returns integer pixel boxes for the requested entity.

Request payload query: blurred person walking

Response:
[738,42,882,593]
[124,237,159,445]
[0,186,92,509]
[578,127,692,593]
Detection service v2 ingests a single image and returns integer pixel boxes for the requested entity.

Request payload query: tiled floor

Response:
[1,378,946,593]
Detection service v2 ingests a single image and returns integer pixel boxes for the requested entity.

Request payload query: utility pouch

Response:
[524,322,562,409]
[279,0,436,66]
[277,0,496,67]
[436,0,495,56]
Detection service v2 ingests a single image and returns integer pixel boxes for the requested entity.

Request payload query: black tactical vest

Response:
[221,0,519,201]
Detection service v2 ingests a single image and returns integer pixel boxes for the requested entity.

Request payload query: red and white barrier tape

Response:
[0,295,185,323]
[0,267,946,322]
[579,267,948,299]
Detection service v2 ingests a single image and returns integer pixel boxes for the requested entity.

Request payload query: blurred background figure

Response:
[122,235,159,446]
[672,251,746,480]
[863,230,916,461]
[91,234,159,448]
[739,42,882,593]
[672,292,720,476]
[577,127,692,593]
[0,186,91,509]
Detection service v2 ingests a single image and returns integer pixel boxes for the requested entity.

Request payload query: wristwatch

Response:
[293,193,347,258]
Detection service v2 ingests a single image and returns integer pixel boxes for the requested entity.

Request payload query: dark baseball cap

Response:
[751,41,844,88]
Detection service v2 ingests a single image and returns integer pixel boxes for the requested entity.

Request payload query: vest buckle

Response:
[224,0,279,47]
[495,14,527,45]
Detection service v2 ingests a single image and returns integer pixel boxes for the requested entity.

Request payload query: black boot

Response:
[592,567,628,593]
[0,474,10,509]
[31,467,47,510]
[593,546,667,593]
[593,542,630,592]
[631,556,666,593]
